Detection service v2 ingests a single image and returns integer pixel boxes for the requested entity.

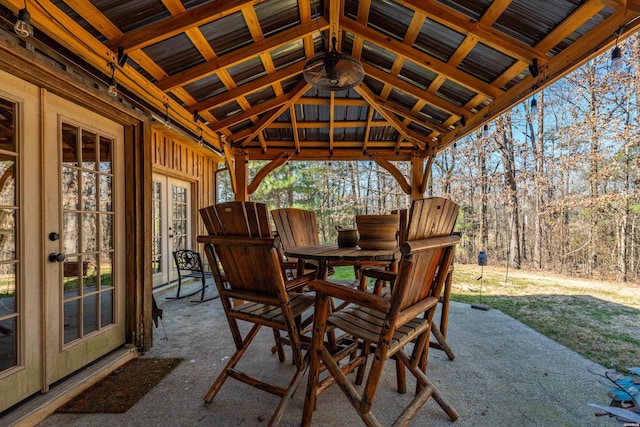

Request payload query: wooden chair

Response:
[197,202,317,425]
[271,207,388,279]
[357,197,459,393]
[302,234,461,426]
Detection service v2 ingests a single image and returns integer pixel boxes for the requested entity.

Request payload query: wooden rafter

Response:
[341,18,503,100]
[397,0,548,63]
[106,0,256,52]
[156,18,329,91]
[290,105,301,154]
[234,80,312,146]
[355,85,426,150]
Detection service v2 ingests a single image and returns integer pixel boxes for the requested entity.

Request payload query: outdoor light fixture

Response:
[530,97,538,116]
[14,3,34,38]
[610,26,624,72]
[163,103,171,128]
[459,115,466,127]
[610,45,622,72]
[197,128,204,146]
[482,124,489,138]
[107,62,118,97]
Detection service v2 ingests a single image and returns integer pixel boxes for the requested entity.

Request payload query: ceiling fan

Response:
[303,36,365,91]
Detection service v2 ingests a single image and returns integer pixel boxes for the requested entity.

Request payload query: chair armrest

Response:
[362,269,397,282]
[309,280,390,313]
[285,271,317,291]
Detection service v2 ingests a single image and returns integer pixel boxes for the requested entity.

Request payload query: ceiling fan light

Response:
[304,52,364,91]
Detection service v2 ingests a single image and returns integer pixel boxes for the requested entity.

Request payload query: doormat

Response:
[56,357,183,413]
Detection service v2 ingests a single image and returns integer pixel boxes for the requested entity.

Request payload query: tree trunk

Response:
[495,113,521,268]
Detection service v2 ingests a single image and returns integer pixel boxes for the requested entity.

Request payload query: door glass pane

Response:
[100,290,113,327]
[61,123,116,345]
[82,213,96,252]
[99,175,112,212]
[0,156,16,206]
[0,209,15,261]
[0,98,18,373]
[63,256,81,298]
[62,212,80,254]
[81,130,96,171]
[99,136,112,174]
[172,185,188,251]
[62,167,79,210]
[100,214,113,251]
[82,254,97,292]
[0,318,16,371]
[63,300,80,343]
[61,123,79,167]
[82,294,98,335]
[151,181,162,275]
[82,172,96,211]
[100,252,113,289]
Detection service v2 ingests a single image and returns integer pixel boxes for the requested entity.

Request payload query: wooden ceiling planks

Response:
[7,0,639,161]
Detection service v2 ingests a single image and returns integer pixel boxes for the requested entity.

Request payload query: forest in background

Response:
[220,33,639,283]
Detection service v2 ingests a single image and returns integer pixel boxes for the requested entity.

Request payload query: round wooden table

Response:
[284,244,400,280]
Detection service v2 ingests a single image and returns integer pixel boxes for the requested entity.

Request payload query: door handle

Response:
[48,253,66,263]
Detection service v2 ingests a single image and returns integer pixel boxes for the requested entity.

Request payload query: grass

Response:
[332,264,640,371]
[451,264,640,371]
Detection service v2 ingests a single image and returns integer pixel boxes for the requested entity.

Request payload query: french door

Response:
[152,175,192,287]
[0,69,126,412]
[42,92,125,385]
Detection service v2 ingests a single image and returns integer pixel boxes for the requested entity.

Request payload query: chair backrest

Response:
[392,198,459,311]
[173,249,204,274]
[200,201,272,237]
[406,197,459,241]
[271,208,320,252]
[199,202,284,298]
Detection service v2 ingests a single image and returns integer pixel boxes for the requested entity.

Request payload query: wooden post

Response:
[411,152,425,200]
[234,148,249,201]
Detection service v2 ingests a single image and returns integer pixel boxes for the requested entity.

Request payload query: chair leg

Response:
[302,294,330,427]
[204,324,261,403]
[271,328,286,362]
[270,351,310,426]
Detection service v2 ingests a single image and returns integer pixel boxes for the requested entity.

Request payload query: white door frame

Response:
[152,174,192,287]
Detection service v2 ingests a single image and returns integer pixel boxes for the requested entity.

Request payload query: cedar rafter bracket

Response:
[372,156,412,195]
[247,152,292,195]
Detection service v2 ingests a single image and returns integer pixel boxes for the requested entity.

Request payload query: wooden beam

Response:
[106,0,260,52]
[373,156,412,195]
[156,18,328,91]
[627,0,640,13]
[267,120,387,128]
[439,8,640,148]
[189,61,307,113]
[247,152,292,194]
[355,85,427,150]
[396,0,547,63]
[535,0,608,54]
[341,18,503,100]
[329,91,335,153]
[234,80,312,146]
[211,94,290,131]
[374,97,450,135]
[290,105,301,154]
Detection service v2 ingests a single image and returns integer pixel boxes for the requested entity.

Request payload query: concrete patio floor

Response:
[37,282,614,427]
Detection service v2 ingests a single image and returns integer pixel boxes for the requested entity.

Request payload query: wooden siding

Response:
[151,128,220,246]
